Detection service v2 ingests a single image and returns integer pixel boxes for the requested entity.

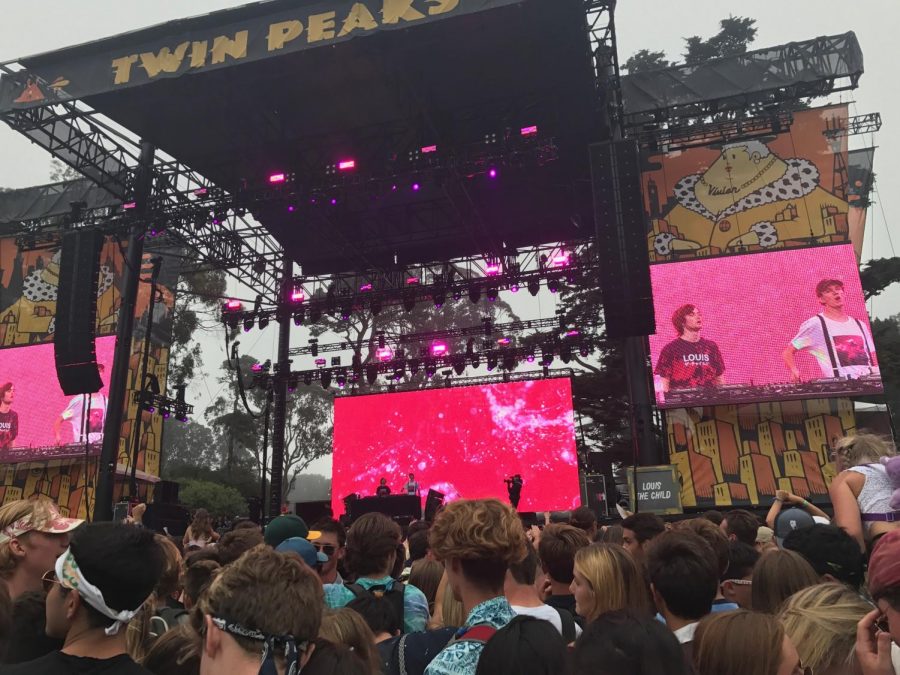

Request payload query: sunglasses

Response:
[41,569,63,593]
[312,543,336,557]
[875,615,890,634]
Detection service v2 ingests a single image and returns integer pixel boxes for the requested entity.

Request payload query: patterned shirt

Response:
[423,596,515,675]
[323,576,430,633]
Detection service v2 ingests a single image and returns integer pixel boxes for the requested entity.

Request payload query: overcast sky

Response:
[1,1,897,479]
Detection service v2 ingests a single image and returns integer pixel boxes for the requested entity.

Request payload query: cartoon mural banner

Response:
[644,105,855,262]
[666,398,855,509]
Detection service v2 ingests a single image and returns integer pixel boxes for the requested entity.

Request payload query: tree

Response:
[49,159,82,183]
[622,49,672,74]
[288,474,332,503]
[871,315,900,404]
[160,419,221,476]
[684,17,758,65]
[861,258,900,300]
[169,269,228,384]
[179,479,248,518]
[282,388,333,498]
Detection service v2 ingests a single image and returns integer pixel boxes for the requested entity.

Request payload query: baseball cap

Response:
[868,529,900,598]
[264,514,321,548]
[0,499,83,544]
[774,508,815,546]
[276,537,328,568]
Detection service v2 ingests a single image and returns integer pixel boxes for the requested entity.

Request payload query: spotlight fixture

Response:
[309,339,319,357]
[335,371,347,389]
[321,371,332,389]
[243,317,254,332]
[376,346,394,362]
[430,341,448,357]
[541,346,554,367]
[485,286,498,302]
[486,352,498,371]
[560,343,572,364]
[402,289,416,313]
[547,277,560,294]
[527,278,540,296]
[452,355,466,375]
[468,285,481,304]
[408,358,421,375]
[339,298,352,320]
[370,297,382,316]
[292,309,304,326]
[257,316,269,330]
[432,287,446,308]
[579,343,590,358]
[424,360,437,379]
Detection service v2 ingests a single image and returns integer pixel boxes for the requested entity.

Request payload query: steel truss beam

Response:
[332,368,577,396]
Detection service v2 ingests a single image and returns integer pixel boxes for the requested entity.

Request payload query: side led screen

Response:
[332,378,580,515]
[0,337,116,459]
[649,244,882,408]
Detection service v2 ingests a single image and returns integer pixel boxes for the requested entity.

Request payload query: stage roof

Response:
[2,0,601,274]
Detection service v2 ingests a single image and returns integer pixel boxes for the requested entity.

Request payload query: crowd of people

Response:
[0,433,897,675]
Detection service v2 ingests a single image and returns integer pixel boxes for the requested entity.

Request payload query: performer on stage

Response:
[376,477,391,497]
[0,383,18,451]
[53,365,107,445]
[505,474,523,510]
[654,304,725,393]
[783,278,878,381]
[405,472,419,496]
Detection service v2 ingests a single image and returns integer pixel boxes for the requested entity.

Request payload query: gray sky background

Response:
[0,1,897,480]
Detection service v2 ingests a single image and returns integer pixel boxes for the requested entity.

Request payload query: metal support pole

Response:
[268,256,292,518]
[260,387,273,522]
[95,140,155,521]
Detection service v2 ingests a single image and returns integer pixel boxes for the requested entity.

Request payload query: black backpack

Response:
[554,607,577,643]
[345,581,406,634]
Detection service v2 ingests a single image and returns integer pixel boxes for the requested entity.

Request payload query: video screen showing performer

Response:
[376,477,391,497]
[0,383,18,451]
[53,365,108,445]
[405,472,419,496]
[654,304,725,395]
[783,278,879,381]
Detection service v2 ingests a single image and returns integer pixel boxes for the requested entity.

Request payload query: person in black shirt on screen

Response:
[0,383,18,451]
[655,304,725,393]
[376,477,391,497]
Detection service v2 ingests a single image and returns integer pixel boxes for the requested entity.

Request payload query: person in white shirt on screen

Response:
[783,278,878,381]
[53,365,107,445]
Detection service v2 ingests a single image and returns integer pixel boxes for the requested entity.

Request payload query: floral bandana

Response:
[54,548,139,636]
[0,503,82,544]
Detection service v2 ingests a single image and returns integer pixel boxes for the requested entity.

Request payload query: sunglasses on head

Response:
[312,543,336,556]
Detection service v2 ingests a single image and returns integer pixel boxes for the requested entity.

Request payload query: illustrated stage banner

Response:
[644,105,853,262]
[666,398,855,508]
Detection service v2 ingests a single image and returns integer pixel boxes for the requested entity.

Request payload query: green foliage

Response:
[684,16,758,65]
[871,315,900,403]
[861,258,900,300]
[168,268,227,384]
[179,479,248,518]
[622,49,672,74]
[49,159,82,183]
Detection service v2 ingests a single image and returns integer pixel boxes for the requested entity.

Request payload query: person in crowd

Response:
[409,559,443,616]
[765,490,830,531]
[0,496,82,600]
[571,610,689,675]
[276,537,329,574]
[569,507,598,539]
[782,524,865,590]
[693,610,805,675]
[856,529,900,675]
[151,535,187,627]
[756,526,778,553]
[720,542,760,610]
[215,527,264,565]
[473,615,568,675]
[182,509,219,550]
[597,524,623,545]
[424,498,527,675]
[646,531,719,663]
[571,543,652,625]
[701,510,724,526]
[750,548,819,614]
[432,572,465,629]
[621,512,665,564]
[263,513,321,549]
[2,522,164,675]
[1,591,63,664]
[537,523,590,615]
[324,513,429,634]
[182,559,220,611]
[720,509,759,546]
[319,608,383,675]
[311,517,347,585]
[829,433,899,550]
[193,544,322,675]
[407,530,431,566]
[779,582,872,675]
[674,518,737,612]
[302,640,373,675]
[141,624,200,675]
[506,542,580,641]
[345,595,401,667]
[773,508,815,546]
[376,478,391,497]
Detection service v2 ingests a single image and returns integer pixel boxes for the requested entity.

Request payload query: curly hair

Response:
[428,499,527,592]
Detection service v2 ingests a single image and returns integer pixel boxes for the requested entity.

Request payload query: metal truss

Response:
[0,62,284,299]
[584,1,624,136]
[823,112,883,138]
[635,110,794,152]
[331,368,577,397]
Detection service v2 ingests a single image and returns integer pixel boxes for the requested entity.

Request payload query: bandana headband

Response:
[55,548,140,636]
[210,616,307,675]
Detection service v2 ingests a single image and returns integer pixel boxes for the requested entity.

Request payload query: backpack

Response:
[149,606,189,639]
[553,607,577,643]
[346,581,406,633]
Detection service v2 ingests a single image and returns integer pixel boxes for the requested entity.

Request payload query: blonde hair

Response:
[833,433,895,468]
[0,496,61,578]
[441,580,465,628]
[319,608,381,675]
[751,549,819,614]
[779,582,871,673]
[694,610,785,675]
[573,543,652,622]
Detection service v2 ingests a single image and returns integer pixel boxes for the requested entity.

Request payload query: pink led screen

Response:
[649,244,882,409]
[0,337,116,460]
[331,378,580,515]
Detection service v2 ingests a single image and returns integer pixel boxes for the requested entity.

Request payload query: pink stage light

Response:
[497,337,511,346]
[551,251,571,267]
[314,358,327,367]
[290,288,305,303]
[406,277,419,285]
[338,159,356,170]
[268,173,286,184]
[123,202,137,210]
[485,261,502,276]
[192,187,208,196]
[376,346,394,362]
[287,205,296,212]
[412,183,421,192]
[224,299,243,311]
[565,329,580,338]
[421,145,437,154]
[360,283,373,292]
[521,125,538,136]
[488,168,498,179]
[430,342,448,356]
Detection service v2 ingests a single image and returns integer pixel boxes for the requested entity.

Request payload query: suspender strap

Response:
[853,318,874,364]
[816,315,840,377]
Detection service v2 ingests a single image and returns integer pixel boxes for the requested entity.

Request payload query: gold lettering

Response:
[211,31,249,65]
[268,20,304,51]
[426,0,459,15]
[308,12,337,42]
[382,0,426,24]
[339,4,378,37]
[111,54,139,85]
[139,42,191,78]
[189,41,208,68]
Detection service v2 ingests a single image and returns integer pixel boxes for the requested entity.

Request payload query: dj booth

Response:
[349,495,422,522]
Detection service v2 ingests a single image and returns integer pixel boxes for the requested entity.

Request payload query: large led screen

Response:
[649,244,882,409]
[0,337,116,461]
[331,379,580,515]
